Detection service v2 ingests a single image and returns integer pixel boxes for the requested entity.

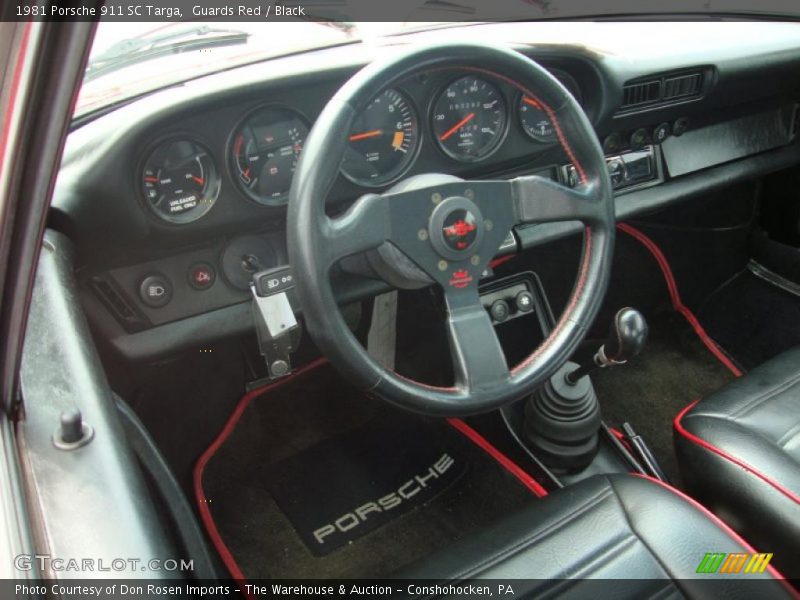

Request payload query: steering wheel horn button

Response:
[443,209,478,251]
[429,195,485,261]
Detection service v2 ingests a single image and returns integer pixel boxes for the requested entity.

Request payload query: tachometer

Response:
[141,140,220,224]
[432,76,507,162]
[230,106,309,206]
[518,94,556,142]
[341,88,419,187]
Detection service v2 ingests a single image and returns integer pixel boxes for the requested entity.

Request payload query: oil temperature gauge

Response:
[141,140,220,224]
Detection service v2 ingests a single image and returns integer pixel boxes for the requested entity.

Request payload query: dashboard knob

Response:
[515,290,534,313]
[630,128,650,150]
[653,122,671,144]
[673,117,690,136]
[490,299,510,323]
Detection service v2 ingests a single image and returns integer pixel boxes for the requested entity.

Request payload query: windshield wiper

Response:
[85,25,250,82]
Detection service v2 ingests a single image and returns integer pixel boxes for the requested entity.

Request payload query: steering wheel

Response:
[288,43,614,416]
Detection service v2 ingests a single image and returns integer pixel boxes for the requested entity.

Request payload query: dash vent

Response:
[621,80,661,109]
[663,73,703,100]
[618,68,709,114]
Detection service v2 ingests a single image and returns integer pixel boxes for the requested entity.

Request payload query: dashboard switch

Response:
[515,290,534,313]
[189,263,216,290]
[139,274,172,308]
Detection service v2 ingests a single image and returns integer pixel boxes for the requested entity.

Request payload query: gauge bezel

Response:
[340,87,423,189]
[516,91,558,143]
[429,74,510,164]
[226,103,311,207]
[138,136,221,225]
[516,70,583,144]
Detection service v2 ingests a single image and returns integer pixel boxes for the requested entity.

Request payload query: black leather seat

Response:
[399,474,793,597]
[675,347,800,580]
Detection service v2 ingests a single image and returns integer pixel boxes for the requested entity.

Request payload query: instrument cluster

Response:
[138,69,581,224]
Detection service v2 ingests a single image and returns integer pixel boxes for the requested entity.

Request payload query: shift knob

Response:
[566,307,648,384]
[601,307,649,364]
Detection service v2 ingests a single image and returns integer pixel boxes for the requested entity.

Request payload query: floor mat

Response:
[195,362,541,580]
[699,268,800,371]
[593,312,736,485]
[264,418,466,556]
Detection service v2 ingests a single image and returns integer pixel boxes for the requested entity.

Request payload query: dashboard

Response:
[51,21,800,361]
[136,67,586,224]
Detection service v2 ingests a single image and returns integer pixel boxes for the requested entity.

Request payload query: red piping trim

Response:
[632,473,797,590]
[447,418,548,497]
[193,358,328,591]
[0,24,32,176]
[617,223,743,377]
[674,400,800,506]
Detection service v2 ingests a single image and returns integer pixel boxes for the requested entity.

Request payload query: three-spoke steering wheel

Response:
[288,43,614,416]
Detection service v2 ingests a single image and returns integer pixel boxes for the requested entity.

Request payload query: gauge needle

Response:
[191,176,205,185]
[144,176,159,183]
[349,129,383,142]
[522,96,542,108]
[439,112,475,141]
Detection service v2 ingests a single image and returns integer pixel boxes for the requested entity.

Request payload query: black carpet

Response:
[199,364,539,579]
[591,312,736,485]
[699,269,800,371]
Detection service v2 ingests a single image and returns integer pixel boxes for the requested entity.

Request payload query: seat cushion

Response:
[675,346,800,579]
[397,474,793,597]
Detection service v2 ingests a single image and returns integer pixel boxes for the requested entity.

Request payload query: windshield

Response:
[77,21,450,118]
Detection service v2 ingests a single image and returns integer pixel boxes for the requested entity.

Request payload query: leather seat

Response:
[675,346,800,580]
[399,474,793,597]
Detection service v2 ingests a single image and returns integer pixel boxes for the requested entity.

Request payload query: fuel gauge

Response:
[142,140,219,224]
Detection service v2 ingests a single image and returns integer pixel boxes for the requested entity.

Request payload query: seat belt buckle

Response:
[251,266,300,380]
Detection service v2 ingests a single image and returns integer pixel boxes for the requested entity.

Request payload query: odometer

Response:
[342,88,419,187]
[432,76,507,162]
[230,106,309,206]
[141,140,219,224]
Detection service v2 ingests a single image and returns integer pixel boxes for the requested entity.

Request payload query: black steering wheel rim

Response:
[288,42,614,416]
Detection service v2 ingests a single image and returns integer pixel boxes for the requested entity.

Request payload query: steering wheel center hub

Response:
[430,196,484,260]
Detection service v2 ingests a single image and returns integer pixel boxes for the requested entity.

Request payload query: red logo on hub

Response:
[449,269,473,288]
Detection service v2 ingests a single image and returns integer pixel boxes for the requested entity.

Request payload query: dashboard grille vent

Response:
[621,80,661,108]
[663,73,703,100]
[619,68,710,114]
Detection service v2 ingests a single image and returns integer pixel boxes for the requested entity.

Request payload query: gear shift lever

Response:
[522,307,648,473]
[566,307,649,384]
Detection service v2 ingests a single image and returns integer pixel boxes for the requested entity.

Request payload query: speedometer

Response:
[432,75,507,162]
[230,106,309,206]
[341,88,419,187]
